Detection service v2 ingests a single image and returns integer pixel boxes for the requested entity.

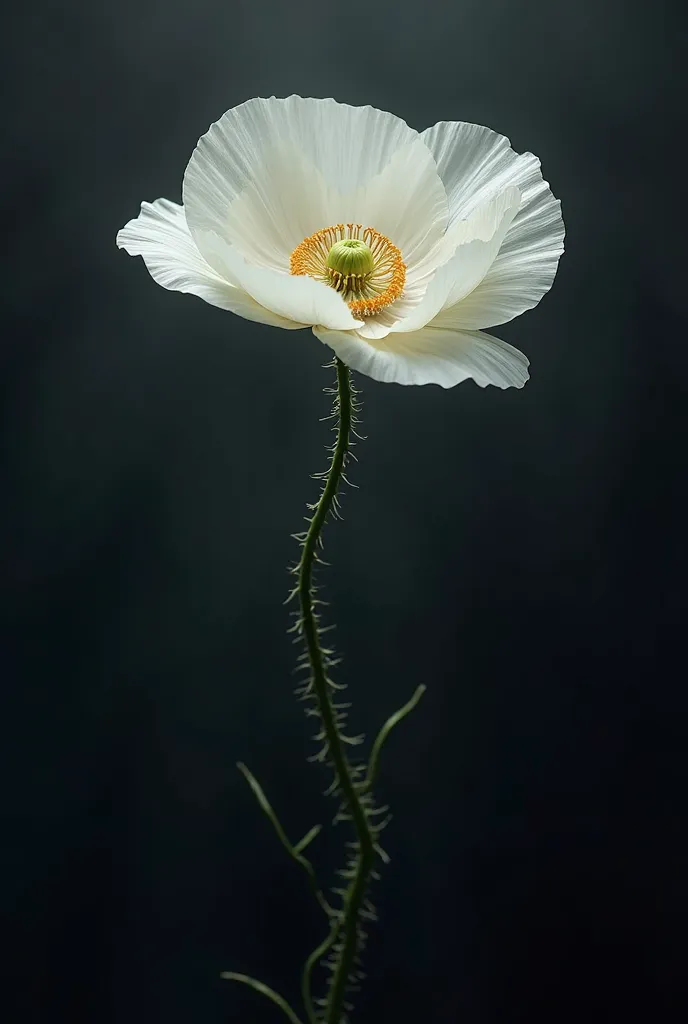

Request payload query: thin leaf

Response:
[365,685,426,792]
[220,973,304,1024]
[237,762,335,919]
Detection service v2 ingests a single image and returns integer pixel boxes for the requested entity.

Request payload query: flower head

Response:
[117,96,564,388]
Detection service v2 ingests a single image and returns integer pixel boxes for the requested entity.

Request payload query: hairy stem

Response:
[224,359,425,1024]
[296,358,373,1024]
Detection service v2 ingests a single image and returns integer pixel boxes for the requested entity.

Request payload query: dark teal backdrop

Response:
[2,1,687,1021]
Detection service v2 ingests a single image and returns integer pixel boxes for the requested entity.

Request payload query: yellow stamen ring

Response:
[290,223,406,317]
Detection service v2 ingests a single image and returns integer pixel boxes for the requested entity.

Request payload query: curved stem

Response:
[296,358,374,1024]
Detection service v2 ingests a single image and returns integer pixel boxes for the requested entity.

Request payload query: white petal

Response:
[183,96,421,263]
[352,260,438,341]
[390,187,521,334]
[222,144,333,271]
[444,182,564,329]
[422,119,564,326]
[334,137,449,342]
[313,325,529,389]
[336,137,448,278]
[116,199,303,329]
[354,314,399,341]
[345,143,496,345]
[198,230,362,331]
[221,134,449,281]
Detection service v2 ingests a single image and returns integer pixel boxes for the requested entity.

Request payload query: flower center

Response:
[290,223,406,317]
[326,239,374,294]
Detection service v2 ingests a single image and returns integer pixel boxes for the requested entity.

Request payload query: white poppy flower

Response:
[117,96,564,389]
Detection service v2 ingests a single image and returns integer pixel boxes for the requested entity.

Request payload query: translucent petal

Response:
[222,144,333,271]
[183,96,422,265]
[198,231,362,331]
[335,137,448,280]
[422,119,564,326]
[313,324,529,389]
[218,134,448,291]
[116,199,303,329]
[390,187,521,334]
[444,183,565,329]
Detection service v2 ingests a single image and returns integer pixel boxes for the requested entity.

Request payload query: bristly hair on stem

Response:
[223,357,425,1024]
[290,357,376,1024]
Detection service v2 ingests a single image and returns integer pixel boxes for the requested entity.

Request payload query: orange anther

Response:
[290,223,406,319]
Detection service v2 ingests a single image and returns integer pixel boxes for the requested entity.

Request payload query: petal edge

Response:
[116,199,305,329]
[313,324,529,389]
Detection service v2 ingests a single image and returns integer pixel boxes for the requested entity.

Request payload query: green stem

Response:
[296,358,373,1024]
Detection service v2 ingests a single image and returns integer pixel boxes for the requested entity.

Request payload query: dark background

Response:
[2,1,687,1021]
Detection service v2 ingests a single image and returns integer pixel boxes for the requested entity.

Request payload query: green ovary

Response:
[326,239,374,294]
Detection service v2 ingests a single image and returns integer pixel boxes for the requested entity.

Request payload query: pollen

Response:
[290,223,406,317]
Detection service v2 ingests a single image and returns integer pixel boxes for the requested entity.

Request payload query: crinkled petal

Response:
[336,141,451,343]
[422,119,564,326]
[116,199,303,329]
[352,250,443,342]
[222,144,333,272]
[313,324,529,389]
[336,137,448,280]
[390,187,521,334]
[219,134,449,285]
[197,230,362,331]
[183,96,423,266]
[443,184,565,329]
